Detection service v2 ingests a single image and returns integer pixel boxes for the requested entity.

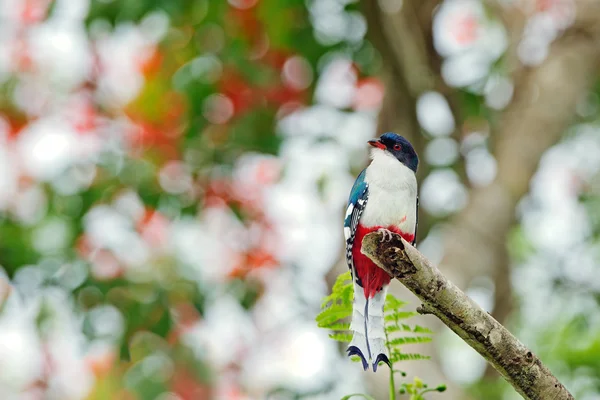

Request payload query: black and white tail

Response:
[347,280,391,372]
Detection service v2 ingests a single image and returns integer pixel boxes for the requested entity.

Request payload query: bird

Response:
[343,132,419,372]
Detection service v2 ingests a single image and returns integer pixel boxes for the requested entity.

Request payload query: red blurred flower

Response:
[77,235,124,281]
[91,250,124,281]
[68,96,98,134]
[138,48,164,78]
[353,78,385,111]
[229,7,261,38]
[229,0,259,10]
[137,208,170,248]
[218,70,257,116]
[264,85,307,106]
[168,302,202,344]
[450,12,478,45]
[86,350,116,378]
[12,37,33,71]
[536,0,554,11]
[171,368,212,400]
[126,119,183,161]
[263,49,291,70]
[2,115,28,139]
[20,0,51,24]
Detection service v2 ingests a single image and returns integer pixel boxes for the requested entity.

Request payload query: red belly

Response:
[352,225,415,298]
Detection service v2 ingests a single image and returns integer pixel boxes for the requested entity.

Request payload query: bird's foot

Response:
[377,228,394,242]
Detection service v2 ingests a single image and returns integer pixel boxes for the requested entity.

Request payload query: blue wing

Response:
[344,169,369,272]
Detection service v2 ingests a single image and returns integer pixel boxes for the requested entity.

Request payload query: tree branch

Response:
[361,231,574,400]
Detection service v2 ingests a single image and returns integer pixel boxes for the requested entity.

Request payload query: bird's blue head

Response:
[368,132,419,173]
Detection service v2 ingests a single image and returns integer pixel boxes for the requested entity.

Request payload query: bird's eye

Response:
[393,144,401,151]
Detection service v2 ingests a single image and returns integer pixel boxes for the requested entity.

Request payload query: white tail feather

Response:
[348,281,390,371]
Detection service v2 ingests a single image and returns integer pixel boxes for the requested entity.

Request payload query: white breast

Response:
[361,149,417,233]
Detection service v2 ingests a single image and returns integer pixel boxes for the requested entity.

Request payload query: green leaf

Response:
[384,294,408,311]
[328,322,351,331]
[413,325,434,334]
[320,271,353,308]
[388,336,433,347]
[341,394,377,400]
[315,304,352,328]
[385,324,432,334]
[332,271,352,291]
[413,377,424,389]
[316,271,354,340]
[328,332,353,342]
[390,352,431,363]
[384,311,419,321]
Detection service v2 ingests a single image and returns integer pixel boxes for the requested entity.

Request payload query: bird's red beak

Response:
[368,139,386,150]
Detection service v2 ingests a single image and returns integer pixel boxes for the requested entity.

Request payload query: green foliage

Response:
[316,271,432,359]
[316,271,353,334]
[341,394,377,400]
[316,271,445,399]
[399,377,447,400]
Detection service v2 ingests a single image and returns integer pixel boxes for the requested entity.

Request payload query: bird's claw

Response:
[377,228,394,242]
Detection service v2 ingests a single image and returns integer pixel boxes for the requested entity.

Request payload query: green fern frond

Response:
[316,305,352,328]
[385,323,433,334]
[329,332,353,342]
[320,271,353,308]
[387,336,433,347]
[413,325,433,334]
[321,285,354,308]
[317,273,434,362]
[328,322,351,331]
[385,323,409,333]
[382,293,434,373]
[384,311,419,321]
[316,271,354,342]
[340,394,377,400]
[390,352,431,362]
[383,294,408,311]
[317,273,445,399]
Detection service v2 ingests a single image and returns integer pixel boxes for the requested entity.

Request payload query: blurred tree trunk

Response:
[363,0,600,393]
[445,27,600,378]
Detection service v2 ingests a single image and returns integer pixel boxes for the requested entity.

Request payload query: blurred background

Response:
[0,0,600,399]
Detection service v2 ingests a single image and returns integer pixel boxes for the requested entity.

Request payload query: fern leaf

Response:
[332,270,352,291]
[385,324,408,333]
[316,271,354,332]
[329,332,353,342]
[388,336,433,347]
[413,325,433,334]
[320,271,353,308]
[385,323,430,334]
[390,352,431,362]
[316,305,352,328]
[384,294,408,311]
[384,311,418,321]
[328,322,350,331]
[341,394,377,400]
[318,271,435,381]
